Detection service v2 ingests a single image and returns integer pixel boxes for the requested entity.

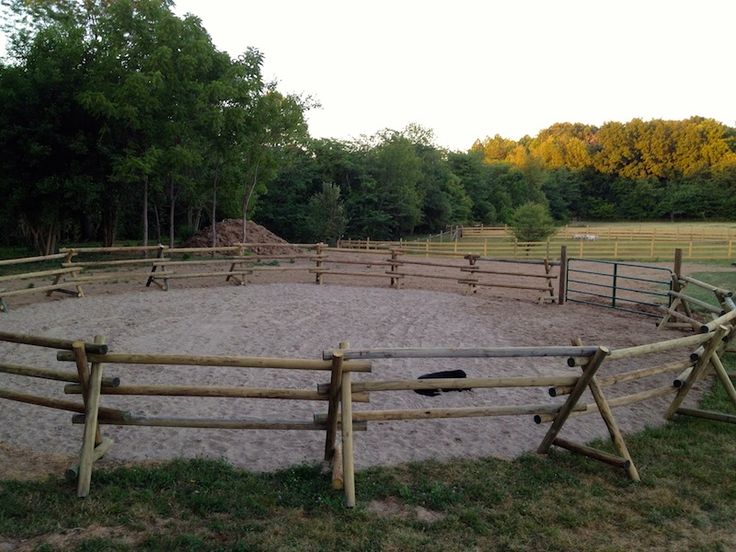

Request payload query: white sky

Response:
[2,1,734,151]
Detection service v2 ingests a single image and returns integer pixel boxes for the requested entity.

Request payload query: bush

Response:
[509,203,557,242]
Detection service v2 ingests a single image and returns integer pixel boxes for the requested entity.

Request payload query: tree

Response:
[306,182,347,244]
[508,203,557,242]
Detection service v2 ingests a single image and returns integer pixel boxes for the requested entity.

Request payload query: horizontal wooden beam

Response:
[0,253,68,266]
[675,407,736,424]
[0,387,128,420]
[0,361,119,386]
[57,351,371,372]
[64,383,369,402]
[347,375,579,393]
[315,402,584,423]
[74,414,368,431]
[322,346,598,361]
[552,437,631,469]
[0,332,108,354]
[0,267,80,283]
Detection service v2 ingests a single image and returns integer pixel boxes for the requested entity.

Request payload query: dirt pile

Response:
[183,219,302,255]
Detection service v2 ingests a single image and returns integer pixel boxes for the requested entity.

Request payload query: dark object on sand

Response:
[414,369,473,397]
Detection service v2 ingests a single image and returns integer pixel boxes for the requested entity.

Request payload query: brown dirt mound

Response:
[183,219,302,255]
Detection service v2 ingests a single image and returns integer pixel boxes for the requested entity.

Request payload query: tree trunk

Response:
[212,170,218,248]
[243,161,259,243]
[168,177,176,248]
[153,204,162,244]
[143,175,149,255]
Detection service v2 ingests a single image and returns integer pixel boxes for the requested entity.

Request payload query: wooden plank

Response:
[574,337,639,481]
[675,407,736,424]
[0,387,128,420]
[322,346,598,361]
[537,347,609,453]
[66,437,113,482]
[150,271,253,280]
[700,309,736,333]
[0,282,84,298]
[0,267,80,283]
[552,437,631,469]
[60,246,165,254]
[459,267,556,279]
[64,383,369,402]
[63,258,169,267]
[341,371,356,508]
[605,332,714,361]
[77,336,106,497]
[76,414,367,431]
[73,341,101,446]
[666,327,729,419]
[312,270,399,278]
[470,281,554,292]
[0,361,119,386]
[57,351,372,372]
[350,375,579,393]
[681,276,733,297]
[318,402,585,422]
[324,350,345,461]
[668,291,723,314]
[0,253,67,266]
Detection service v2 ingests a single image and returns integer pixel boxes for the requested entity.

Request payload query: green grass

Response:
[2,361,736,551]
[680,271,736,313]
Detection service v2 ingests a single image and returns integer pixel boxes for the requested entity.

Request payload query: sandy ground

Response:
[0,271,711,480]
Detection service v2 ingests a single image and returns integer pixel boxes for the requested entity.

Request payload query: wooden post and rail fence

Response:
[2,295,736,506]
[0,243,563,312]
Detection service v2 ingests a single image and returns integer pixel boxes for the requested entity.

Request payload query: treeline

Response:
[1,2,735,253]
[258,118,736,242]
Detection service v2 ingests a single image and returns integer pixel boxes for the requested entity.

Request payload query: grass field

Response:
[1,361,735,551]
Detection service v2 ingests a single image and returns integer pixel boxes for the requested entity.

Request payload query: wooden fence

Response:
[339,236,736,261]
[459,225,736,241]
[0,244,561,312]
[1,299,736,506]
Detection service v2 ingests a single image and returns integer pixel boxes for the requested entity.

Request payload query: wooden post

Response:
[315,243,324,285]
[537,346,609,453]
[673,248,683,292]
[465,255,478,295]
[483,238,488,256]
[572,338,639,481]
[341,370,356,508]
[77,335,107,497]
[389,250,400,289]
[146,244,167,290]
[665,326,728,420]
[558,245,567,305]
[72,341,102,445]
[323,351,344,461]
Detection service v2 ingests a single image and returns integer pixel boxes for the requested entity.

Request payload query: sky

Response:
[2,1,734,151]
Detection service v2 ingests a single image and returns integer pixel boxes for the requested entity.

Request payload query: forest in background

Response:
[1,1,735,253]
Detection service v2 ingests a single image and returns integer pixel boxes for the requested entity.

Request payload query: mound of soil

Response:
[183,219,302,255]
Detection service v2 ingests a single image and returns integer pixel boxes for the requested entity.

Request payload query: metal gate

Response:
[565,258,673,318]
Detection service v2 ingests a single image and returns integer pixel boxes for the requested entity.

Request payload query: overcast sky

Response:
[3,1,734,151]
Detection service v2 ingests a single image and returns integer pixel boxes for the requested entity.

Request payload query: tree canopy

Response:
[1,2,735,252]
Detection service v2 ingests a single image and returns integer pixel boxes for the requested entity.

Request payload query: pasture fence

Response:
[0,243,561,312]
[340,234,736,261]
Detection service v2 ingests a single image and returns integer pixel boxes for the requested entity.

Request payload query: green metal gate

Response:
[565,258,673,318]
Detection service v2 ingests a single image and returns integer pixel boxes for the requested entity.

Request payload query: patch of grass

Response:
[680,271,736,313]
[2,362,736,551]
